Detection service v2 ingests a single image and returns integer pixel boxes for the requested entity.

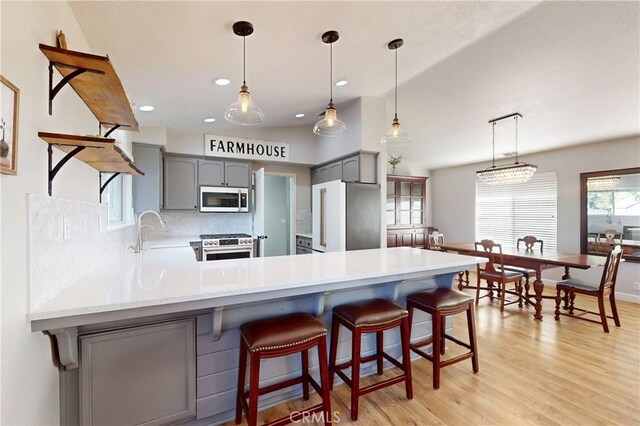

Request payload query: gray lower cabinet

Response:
[198,159,225,186]
[79,319,196,426]
[132,143,162,212]
[164,156,198,210]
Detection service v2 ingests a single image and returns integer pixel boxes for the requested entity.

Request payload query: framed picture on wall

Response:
[1,75,20,175]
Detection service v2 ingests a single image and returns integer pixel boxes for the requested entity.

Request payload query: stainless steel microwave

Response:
[200,186,249,212]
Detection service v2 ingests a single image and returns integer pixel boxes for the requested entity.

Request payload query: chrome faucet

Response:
[130,210,167,253]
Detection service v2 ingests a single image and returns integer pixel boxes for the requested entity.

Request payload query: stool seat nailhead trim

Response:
[244,332,328,353]
[333,312,408,328]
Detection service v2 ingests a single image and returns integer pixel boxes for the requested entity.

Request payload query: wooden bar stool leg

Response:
[467,303,479,373]
[432,312,441,390]
[329,318,340,390]
[235,340,247,424]
[301,349,310,400]
[376,331,384,375]
[317,335,332,426]
[350,328,362,421]
[247,352,261,426]
[400,317,413,400]
[440,318,446,355]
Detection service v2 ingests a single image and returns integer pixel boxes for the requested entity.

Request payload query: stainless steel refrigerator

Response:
[312,181,381,252]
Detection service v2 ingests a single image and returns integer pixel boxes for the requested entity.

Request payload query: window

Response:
[105,173,124,224]
[476,171,557,250]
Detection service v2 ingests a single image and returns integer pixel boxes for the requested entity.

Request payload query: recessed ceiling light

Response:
[295,113,305,118]
[204,118,216,123]
[138,105,155,112]
[214,78,231,86]
[335,80,348,87]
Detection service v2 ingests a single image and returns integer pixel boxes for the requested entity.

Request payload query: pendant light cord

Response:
[394,47,398,119]
[243,36,246,86]
[329,42,333,104]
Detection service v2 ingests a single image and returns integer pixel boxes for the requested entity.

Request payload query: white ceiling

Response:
[69,1,639,169]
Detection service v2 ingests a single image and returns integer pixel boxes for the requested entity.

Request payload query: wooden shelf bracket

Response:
[47,61,104,116]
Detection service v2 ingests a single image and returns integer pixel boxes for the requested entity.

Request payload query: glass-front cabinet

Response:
[386,175,431,248]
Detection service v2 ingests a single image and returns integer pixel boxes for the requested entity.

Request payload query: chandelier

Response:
[477,113,537,185]
[587,175,620,191]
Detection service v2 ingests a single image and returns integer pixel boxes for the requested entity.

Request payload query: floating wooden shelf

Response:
[39,132,144,196]
[39,44,139,134]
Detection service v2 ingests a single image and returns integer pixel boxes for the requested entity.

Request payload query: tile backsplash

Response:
[144,212,253,238]
[296,209,312,235]
[28,194,134,310]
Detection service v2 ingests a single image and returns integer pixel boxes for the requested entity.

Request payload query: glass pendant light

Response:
[476,113,537,185]
[224,21,265,125]
[381,38,412,146]
[313,30,347,137]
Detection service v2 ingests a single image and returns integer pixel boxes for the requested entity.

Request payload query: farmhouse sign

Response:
[204,135,289,162]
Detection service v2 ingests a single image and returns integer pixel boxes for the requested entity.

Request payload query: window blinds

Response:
[476,171,557,251]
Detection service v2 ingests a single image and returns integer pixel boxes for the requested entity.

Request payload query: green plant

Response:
[388,155,402,167]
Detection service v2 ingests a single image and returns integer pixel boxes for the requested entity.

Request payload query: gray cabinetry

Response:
[198,160,225,186]
[79,319,196,426]
[132,143,162,212]
[329,161,343,181]
[224,161,250,187]
[164,156,198,210]
[311,152,377,185]
[197,159,249,187]
[342,156,359,182]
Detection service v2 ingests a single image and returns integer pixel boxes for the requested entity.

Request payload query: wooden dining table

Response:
[436,243,608,320]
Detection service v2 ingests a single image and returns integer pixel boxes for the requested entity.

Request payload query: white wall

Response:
[431,136,640,297]
[0,2,122,423]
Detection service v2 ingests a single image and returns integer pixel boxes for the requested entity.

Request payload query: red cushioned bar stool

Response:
[328,298,413,421]
[235,313,332,426]
[406,288,479,389]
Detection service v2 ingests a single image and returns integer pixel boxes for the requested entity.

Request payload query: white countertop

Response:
[28,247,485,330]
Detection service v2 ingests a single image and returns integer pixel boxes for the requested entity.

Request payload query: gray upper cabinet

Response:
[164,156,198,210]
[317,166,330,183]
[225,161,250,187]
[198,159,249,187]
[311,152,378,185]
[132,143,162,212]
[329,161,343,181]
[342,156,359,182]
[198,160,225,186]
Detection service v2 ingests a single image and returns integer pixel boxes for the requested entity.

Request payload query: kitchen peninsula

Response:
[29,247,484,425]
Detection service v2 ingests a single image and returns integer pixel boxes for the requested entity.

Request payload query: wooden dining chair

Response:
[474,240,525,311]
[502,236,543,304]
[427,231,445,251]
[554,245,623,332]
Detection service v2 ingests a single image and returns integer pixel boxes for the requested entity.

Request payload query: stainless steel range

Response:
[200,233,254,261]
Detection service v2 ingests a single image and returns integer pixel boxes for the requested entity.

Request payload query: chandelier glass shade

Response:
[587,175,620,191]
[314,30,347,137]
[224,21,265,126]
[381,38,412,146]
[476,113,537,185]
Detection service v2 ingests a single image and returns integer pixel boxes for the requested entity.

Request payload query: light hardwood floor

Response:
[227,285,640,425]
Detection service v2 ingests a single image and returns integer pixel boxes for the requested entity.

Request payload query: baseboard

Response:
[615,292,640,304]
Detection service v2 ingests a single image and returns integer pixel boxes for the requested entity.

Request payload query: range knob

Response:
[213,240,219,245]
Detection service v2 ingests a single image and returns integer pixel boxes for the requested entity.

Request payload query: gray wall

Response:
[430,136,640,299]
